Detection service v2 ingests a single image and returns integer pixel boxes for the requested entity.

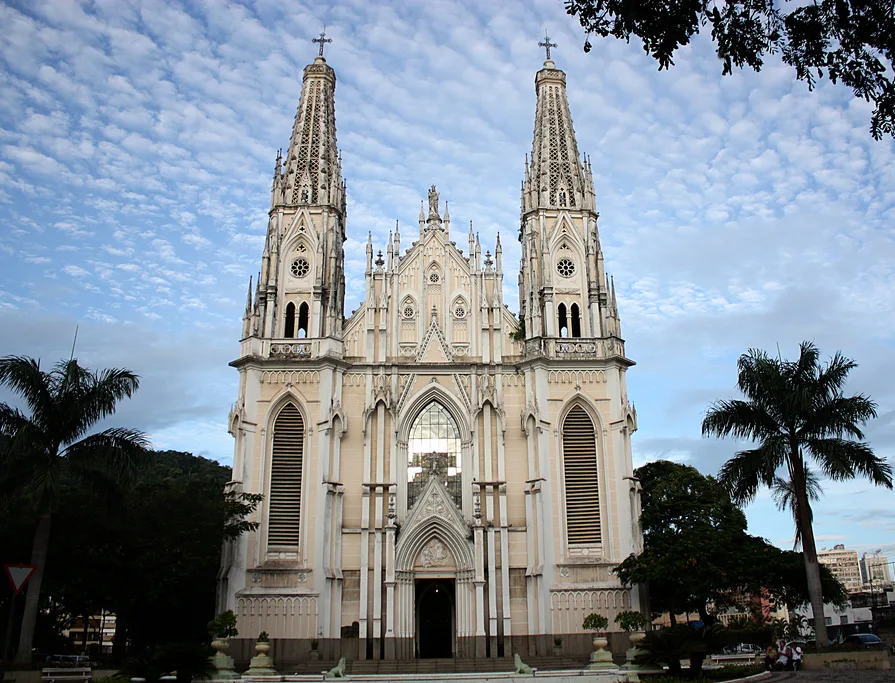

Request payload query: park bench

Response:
[42,668,92,683]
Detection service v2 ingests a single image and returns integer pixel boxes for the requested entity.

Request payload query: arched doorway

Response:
[415,579,455,658]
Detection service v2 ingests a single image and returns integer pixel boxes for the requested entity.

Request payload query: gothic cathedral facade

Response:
[219,50,643,662]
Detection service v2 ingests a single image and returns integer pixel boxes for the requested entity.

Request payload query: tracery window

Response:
[291,258,310,278]
[557,258,575,278]
[407,402,462,508]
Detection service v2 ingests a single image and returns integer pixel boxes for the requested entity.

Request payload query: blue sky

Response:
[1,0,893,560]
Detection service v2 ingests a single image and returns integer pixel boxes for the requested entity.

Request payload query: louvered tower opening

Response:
[268,403,304,548]
[562,405,601,544]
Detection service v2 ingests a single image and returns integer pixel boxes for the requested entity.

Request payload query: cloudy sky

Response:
[1,0,893,560]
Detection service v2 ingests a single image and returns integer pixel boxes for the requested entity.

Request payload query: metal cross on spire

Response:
[312,26,333,57]
[538,31,557,61]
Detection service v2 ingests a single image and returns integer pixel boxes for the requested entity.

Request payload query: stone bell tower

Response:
[245,36,347,346]
[518,49,620,342]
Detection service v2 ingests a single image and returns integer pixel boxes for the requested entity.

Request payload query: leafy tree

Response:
[564,0,895,139]
[614,460,845,624]
[0,356,148,663]
[702,341,892,647]
[0,450,259,659]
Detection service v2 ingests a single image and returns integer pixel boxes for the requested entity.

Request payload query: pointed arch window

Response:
[562,406,601,545]
[571,303,581,338]
[268,403,305,548]
[558,303,568,338]
[297,302,309,338]
[407,402,462,509]
[284,302,296,338]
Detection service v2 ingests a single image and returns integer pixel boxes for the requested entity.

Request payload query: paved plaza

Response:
[766,672,895,682]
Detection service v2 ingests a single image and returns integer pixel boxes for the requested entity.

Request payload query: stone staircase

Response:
[284,656,588,676]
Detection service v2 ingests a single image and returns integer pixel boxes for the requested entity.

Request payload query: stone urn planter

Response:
[582,613,616,671]
[210,638,241,680]
[208,610,241,680]
[587,635,615,669]
[244,634,279,677]
[623,631,646,669]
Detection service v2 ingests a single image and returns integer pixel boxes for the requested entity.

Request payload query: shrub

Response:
[615,610,648,632]
[207,610,238,639]
[582,613,610,632]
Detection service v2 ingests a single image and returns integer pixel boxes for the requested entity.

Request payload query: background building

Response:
[217,46,643,665]
[861,552,892,586]
[819,544,863,594]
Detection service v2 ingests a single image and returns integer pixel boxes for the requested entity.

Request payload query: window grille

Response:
[268,403,304,547]
[562,406,601,544]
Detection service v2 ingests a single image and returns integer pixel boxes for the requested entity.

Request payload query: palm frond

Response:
[815,350,859,395]
[0,356,53,425]
[0,404,33,438]
[63,427,150,484]
[718,441,784,504]
[771,470,821,550]
[800,395,877,441]
[807,438,893,487]
[67,367,140,439]
[702,399,782,441]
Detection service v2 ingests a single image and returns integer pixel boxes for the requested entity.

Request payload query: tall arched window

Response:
[268,403,305,548]
[284,302,296,338]
[571,303,582,338]
[407,402,462,508]
[558,303,568,338]
[297,302,309,338]
[562,405,601,544]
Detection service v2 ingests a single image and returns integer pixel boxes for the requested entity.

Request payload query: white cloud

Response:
[1,0,893,552]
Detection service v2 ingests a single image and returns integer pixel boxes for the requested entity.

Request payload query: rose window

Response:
[428,272,440,284]
[403,306,415,319]
[454,305,466,319]
[290,258,310,278]
[556,258,575,278]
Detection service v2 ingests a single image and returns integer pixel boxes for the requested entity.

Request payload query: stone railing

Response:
[523,337,625,360]
[267,339,316,359]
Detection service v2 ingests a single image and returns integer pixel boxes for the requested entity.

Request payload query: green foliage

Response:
[564,0,895,139]
[638,623,732,677]
[0,355,148,661]
[641,664,764,683]
[703,341,889,644]
[510,318,526,342]
[582,613,609,632]
[615,610,648,632]
[614,459,848,623]
[208,610,238,639]
[257,631,269,642]
[0,449,258,657]
[117,644,215,683]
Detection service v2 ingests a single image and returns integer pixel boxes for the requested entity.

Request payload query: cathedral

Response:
[218,38,644,664]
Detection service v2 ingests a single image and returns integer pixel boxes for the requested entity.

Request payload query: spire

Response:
[282,51,343,210]
[524,52,591,211]
[244,276,253,316]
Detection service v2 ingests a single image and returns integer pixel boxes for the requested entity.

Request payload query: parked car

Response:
[722,643,762,655]
[841,633,893,652]
[785,640,814,651]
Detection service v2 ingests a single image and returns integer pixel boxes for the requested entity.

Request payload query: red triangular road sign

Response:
[5,565,37,594]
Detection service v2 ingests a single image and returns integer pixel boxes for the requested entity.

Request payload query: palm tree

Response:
[0,356,149,663]
[771,467,822,550]
[702,342,892,648]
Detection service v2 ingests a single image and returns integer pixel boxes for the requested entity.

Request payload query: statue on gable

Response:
[428,185,440,219]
